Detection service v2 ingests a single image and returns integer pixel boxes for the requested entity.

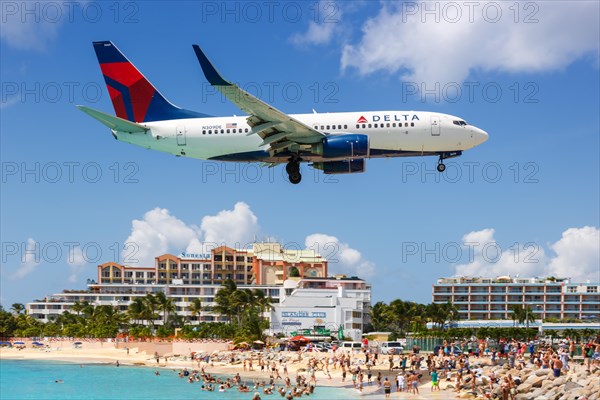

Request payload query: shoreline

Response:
[0,344,458,398]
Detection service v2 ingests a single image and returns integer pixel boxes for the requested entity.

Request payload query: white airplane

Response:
[78,41,489,184]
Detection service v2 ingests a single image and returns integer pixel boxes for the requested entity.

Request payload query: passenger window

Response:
[344,125,347,129]
[338,125,341,129]
[374,123,378,128]
[368,124,372,128]
[226,129,230,133]
[362,124,366,129]
[208,130,212,134]
[233,129,236,133]
[392,123,396,127]
[321,126,324,130]
[355,124,359,129]
[386,123,390,128]
[411,122,414,127]
[326,125,330,130]
[245,128,249,133]
[405,123,409,127]
[202,130,206,135]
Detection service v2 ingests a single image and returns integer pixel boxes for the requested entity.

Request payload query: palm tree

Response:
[128,297,146,326]
[154,292,175,326]
[188,298,203,324]
[214,279,238,324]
[370,301,391,332]
[10,303,25,315]
[510,305,526,326]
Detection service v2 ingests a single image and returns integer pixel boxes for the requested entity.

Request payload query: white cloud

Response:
[11,238,41,279]
[454,228,548,278]
[1,4,61,51]
[453,226,599,282]
[67,246,87,283]
[200,202,259,246]
[305,233,375,277]
[341,1,599,86]
[290,1,343,46]
[122,208,200,267]
[122,202,260,266]
[547,226,600,283]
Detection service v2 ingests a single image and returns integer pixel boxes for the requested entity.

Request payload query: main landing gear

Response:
[286,159,302,184]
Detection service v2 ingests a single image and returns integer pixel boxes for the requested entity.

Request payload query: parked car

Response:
[380,341,404,355]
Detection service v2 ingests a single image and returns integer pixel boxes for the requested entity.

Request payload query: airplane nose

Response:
[473,127,489,146]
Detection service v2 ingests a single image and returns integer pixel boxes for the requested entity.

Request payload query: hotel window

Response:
[247,257,253,262]
[567,286,577,293]
[588,286,598,293]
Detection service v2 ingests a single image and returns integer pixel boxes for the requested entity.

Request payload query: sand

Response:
[0,340,457,399]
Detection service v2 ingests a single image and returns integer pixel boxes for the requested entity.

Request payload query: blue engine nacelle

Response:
[313,159,366,174]
[312,134,369,159]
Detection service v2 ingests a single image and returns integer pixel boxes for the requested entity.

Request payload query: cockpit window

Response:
[453,120,468,126]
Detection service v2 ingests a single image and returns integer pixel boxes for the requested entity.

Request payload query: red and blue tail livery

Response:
[93,41,209,122]
[80,41,488,184]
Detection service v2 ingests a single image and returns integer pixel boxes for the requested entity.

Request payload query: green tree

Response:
[10,303,25,315]
[187,298,203,324]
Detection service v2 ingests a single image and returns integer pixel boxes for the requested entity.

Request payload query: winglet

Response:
[76,105,148,133]
[192,45,231,87]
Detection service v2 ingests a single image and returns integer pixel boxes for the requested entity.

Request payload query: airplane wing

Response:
[192,45,325,153]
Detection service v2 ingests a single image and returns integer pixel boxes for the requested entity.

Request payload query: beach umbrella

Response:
[288,335,310,342]
[74,341,82,345]
[13,342,25,345]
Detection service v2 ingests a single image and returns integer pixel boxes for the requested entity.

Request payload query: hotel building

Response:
[432,276,600,320]
[26,243,370,340]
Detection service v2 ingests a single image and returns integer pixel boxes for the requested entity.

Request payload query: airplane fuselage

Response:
[118,110,488,163]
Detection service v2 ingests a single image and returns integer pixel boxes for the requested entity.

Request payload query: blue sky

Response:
[1,1,599,307]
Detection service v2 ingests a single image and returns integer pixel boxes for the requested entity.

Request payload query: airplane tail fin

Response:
[92,41,210,122]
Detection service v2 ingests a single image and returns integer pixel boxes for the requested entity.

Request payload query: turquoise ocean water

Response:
[0,360,357,400]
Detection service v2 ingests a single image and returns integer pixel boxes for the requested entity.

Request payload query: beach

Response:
[1,339,457,399]
[3,339,599,399]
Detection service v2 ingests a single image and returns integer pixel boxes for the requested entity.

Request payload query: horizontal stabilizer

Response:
[76,105,148,133]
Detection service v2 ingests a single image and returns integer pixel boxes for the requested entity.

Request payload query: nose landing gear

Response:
[437,160,446,173]
[436,151,462,173]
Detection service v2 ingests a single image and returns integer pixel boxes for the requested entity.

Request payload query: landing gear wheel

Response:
[437,163,446,173]
[289,173,302,184]
[286,161,300,175]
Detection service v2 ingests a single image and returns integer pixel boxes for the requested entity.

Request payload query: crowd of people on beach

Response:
[146,335,600,399]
